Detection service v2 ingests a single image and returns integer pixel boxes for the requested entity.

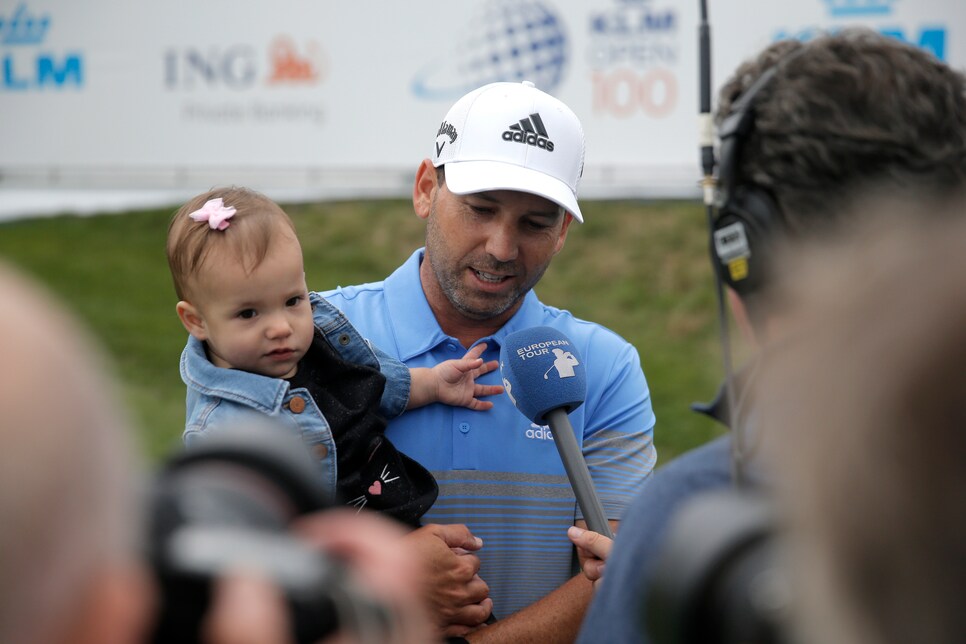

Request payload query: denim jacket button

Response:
[338,333,351,346]
[314,443,329,458]
[288,396,306,413]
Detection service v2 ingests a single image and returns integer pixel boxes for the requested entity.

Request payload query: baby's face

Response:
[191,232,314,379]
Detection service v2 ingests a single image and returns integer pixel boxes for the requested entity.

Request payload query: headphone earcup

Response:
[710,186,780,297]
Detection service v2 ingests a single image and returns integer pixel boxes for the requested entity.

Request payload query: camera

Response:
[645,489,795,644]
[147,421,391,644]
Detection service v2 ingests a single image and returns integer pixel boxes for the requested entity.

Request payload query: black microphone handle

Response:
[545,408,614,539]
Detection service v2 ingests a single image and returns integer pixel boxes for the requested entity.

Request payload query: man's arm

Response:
[465,519,620,643]
[466,573,592,644]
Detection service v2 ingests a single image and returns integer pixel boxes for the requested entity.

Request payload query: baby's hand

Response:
[433,343,504,410]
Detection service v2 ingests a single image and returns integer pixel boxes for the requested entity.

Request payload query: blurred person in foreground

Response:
[323,80,657,641]
[0,259,433,644]
[567,29,966,643]
[0,260,152,644]
[757,198,966,644]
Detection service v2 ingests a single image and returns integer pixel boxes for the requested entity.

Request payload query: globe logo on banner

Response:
[412,0,568,100]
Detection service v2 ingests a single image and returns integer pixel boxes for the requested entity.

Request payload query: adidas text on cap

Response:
[432,81,585,222]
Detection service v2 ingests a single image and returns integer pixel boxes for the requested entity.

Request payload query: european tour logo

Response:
[503,339,579,442]
[513,339,579,376]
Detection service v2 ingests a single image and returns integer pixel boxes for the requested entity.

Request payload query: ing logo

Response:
[164,36,325,90]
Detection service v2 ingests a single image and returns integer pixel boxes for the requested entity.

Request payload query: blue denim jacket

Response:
[180,292,411,497]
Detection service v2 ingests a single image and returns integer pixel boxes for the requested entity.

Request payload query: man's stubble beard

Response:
[424,205,549,322]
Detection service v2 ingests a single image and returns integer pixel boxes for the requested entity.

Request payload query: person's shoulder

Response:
[319,249,422,305]
[316,281,392,321]
[318,279,388,303]
[536,302,637,353]
[657,434,733,483]
[616,435,734,535]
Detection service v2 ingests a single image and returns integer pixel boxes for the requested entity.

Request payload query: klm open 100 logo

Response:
[1,4,83,90]
[587,0,679,120]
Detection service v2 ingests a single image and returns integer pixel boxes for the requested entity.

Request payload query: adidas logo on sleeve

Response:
[503,113,554,151]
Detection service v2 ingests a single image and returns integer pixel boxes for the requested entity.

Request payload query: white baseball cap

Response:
[432,81,585,222]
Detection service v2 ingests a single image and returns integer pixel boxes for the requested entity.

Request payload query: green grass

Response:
[0,199,728,463]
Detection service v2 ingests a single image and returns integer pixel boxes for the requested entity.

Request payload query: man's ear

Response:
[176,301,208,341]
[413,158,438,220]
[553,212,575,255]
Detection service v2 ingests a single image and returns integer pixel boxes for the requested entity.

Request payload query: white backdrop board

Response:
[0,0,962,218]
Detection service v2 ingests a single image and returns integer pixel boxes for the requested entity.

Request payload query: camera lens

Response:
[645,490,792,644]
[147,422,347,644]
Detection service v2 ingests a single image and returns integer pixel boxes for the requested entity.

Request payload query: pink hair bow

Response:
[189,198,236,230]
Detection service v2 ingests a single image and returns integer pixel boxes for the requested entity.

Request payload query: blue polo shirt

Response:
[322,249,657,617]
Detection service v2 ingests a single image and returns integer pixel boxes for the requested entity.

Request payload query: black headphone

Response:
[710,48,803,298]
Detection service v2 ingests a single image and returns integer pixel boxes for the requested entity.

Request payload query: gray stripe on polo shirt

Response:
[431,470,574,496]
[421,470,581,615]
[432,470,574,484]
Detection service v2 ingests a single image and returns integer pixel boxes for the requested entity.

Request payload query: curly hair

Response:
[716,29,966,237]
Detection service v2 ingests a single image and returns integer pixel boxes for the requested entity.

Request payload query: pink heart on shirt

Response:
[368,480,382,496]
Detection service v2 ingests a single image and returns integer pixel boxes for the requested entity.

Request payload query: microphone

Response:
[499,327,614,539]
[698,0,716,205]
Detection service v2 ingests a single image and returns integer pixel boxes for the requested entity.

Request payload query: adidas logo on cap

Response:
[430,81,585,222]
[502,113,554,151]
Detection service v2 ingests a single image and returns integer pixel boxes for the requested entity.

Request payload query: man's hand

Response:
[405,523,492,637]
[568,525,613,589]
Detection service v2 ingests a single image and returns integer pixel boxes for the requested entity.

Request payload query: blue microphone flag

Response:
[499,326,587,425]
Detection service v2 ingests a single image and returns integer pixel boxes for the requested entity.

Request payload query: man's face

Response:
[188,232,315,379]
[423,179,572,323]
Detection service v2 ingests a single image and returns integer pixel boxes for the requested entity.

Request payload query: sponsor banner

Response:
[0,0,963,210]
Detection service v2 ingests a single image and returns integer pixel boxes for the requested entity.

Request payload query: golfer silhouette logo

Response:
[501,361,517,405]
[545,348,579,379]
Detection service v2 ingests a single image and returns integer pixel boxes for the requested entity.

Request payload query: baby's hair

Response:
[166,186,297,301]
